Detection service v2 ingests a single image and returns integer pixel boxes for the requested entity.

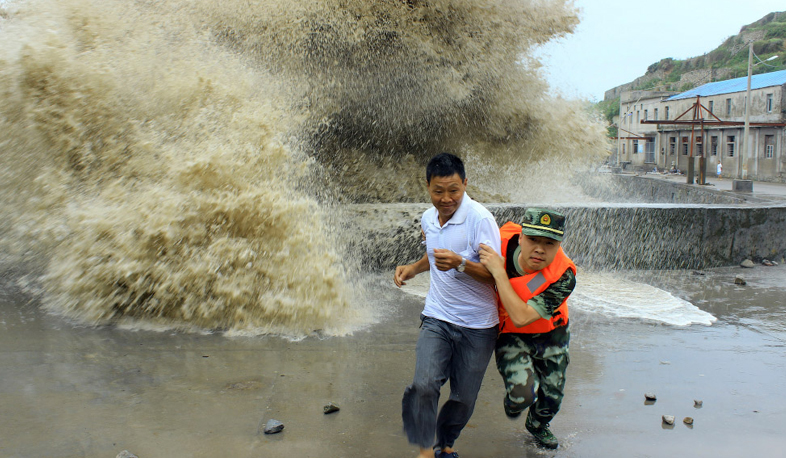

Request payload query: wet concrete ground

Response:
[2,265,785,458]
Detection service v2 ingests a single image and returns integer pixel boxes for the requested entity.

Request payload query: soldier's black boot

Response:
[503,397,525,419]
[525,414,558,449]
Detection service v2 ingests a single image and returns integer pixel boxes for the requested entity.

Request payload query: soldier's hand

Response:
[479,243,504,276]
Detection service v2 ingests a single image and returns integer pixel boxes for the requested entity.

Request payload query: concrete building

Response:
[615,69,786,182]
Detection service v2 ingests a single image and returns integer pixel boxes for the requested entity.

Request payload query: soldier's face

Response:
[518,234,560,273]
[427,173,466,224]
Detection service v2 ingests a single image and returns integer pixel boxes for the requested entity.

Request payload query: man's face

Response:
[518,233,560,273]
[427,173,467,223]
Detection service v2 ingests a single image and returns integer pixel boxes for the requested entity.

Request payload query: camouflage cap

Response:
[520,208,566,242]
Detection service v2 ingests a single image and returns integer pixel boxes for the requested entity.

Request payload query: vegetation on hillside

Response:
[638,12,785,92]
[593,11,785,138]
[595,97,620,138]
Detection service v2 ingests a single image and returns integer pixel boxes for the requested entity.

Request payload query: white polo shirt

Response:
[421,193,501,329]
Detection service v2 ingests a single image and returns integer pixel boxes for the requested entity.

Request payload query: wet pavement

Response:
[2,265,786,458]
[3,173,786,457]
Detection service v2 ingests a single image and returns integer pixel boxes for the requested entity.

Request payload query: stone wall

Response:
[678,68,733,88]
[604,68,735,102]
[344,176,786,272]
[578,174,754,205]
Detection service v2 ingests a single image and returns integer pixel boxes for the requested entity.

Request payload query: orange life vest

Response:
[497,222,576,334]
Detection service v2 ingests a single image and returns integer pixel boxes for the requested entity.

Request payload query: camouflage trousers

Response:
[495,332,569,428]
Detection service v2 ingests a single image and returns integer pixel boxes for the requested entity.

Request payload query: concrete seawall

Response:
[344,175,786,271]
[578,174,755,205]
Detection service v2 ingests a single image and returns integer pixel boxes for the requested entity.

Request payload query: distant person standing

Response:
[717,162,723,179]
[395,152,501,458]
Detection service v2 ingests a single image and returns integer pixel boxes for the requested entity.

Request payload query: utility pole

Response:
[742,41,752,180]
[733,41,754,191]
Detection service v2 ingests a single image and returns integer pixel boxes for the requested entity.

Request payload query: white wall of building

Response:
[617,85,785,181]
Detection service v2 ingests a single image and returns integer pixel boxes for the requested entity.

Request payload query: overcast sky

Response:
[539,0,786,101]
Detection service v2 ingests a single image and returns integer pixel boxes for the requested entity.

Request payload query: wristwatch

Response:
[457,257,467,272]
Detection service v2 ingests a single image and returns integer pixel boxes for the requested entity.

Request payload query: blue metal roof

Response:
[666,69,786,101]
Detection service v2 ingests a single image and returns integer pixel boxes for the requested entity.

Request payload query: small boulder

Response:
[762,259,776,266]
[263,419,285,434]
[694,400,703,408]
[740,259,755,268]
[644,393,657,401]
[323,402,340,414]
[683,417,694,426]
[735,275,747,286]
[662,415,675,425]
[117,452,138,458]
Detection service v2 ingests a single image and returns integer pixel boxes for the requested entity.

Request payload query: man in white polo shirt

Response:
[394,153,501,458]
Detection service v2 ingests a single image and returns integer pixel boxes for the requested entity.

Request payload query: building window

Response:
[696,136,703,156]
[708,100,714,113]
[622,143,626,155]
[644,110,648,121]
[726,98,732,116]
[654,108,658,120]
[765,135,775,158]
[727,135,735,157]
[711,136,718,156]
[766,94,774,113]
[645,139,655,161]
[665,106,670,120]
[636,111,640,124]
[669,137,676,155]
[681,137,689,155]
[633,139,639,154]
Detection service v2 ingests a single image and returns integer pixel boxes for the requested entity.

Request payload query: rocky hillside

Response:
[604,11,786,102]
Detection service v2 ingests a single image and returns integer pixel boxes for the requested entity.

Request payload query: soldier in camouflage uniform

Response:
[479,208,576,449]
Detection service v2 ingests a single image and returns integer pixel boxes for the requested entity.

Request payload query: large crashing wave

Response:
[205,0,608,202]
[0,0,608,334]
[0,0,361,335]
